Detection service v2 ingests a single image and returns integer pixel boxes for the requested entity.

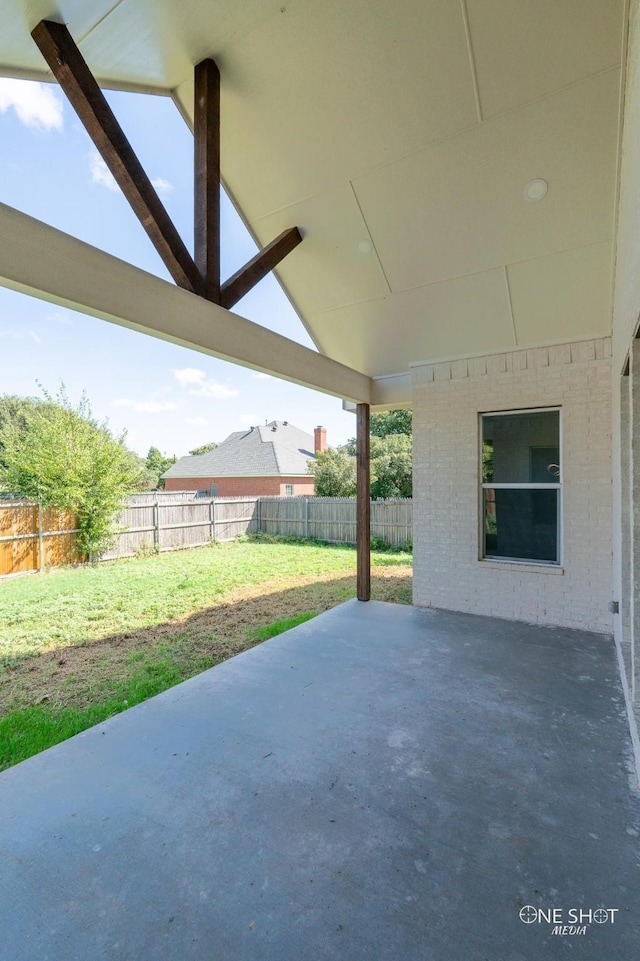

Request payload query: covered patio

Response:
[1,600,638,959]
[1,2,640,956]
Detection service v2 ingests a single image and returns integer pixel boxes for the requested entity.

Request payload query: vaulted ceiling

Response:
[0,0,627,389]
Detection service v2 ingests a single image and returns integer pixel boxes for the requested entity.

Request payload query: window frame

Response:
[479,406,562,567]
[284,483,294,497]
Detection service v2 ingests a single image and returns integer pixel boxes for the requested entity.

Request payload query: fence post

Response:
[257,497,262,534]
[38,500,44,571]
[210,497,216,542]
[304,497,309,538]
[153,493,160,552]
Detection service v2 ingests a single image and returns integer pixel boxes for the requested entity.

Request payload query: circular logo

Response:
[520,905,538,924]
[593,909,609,924]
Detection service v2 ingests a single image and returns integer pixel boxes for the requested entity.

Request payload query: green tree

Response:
[370,408,412,438]
[342,407,413,498]
[310,407,413,499]
[308,446,356,497]
[0,387,143,556]
[189,441,218,456]
[370,433,412,498]
[144,446,175,489]
[0,395,40,471]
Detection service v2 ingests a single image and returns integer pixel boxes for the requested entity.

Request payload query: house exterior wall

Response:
[164,476,315,496]
[612,0,640,721]
[412,338,613,633]
[619,370,632,678]
[612,1,640,376]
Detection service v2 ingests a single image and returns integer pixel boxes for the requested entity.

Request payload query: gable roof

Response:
[162,421,316,479]
[0,2,625,409]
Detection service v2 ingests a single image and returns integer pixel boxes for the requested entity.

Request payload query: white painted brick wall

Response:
[613,0,640,373]
[412,338,613,633]
[612,0,640,716]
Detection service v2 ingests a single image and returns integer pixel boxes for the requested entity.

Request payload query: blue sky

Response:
[0,78,357,457]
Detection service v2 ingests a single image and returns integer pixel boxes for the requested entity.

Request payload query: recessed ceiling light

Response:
[356,238,373,255]
[523,178,548,203]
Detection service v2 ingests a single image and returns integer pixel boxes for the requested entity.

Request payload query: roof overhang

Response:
[0,1,628,407]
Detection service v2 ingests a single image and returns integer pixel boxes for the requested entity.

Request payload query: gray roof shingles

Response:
[162,421,317,479]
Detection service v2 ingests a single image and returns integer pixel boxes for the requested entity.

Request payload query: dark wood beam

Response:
[356,403,371,602]
[32,19,203,296]
[194,59,220,303]
[220,227,302,309]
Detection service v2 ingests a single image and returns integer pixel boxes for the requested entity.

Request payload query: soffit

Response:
[464,0,623,119]
[0,0,627,387]
[351,71,619,293]
[507,242,614,347]
[0,0,285,87]
[307,268,516,377]
[249,182,390,316]
[187,0,480,219]
[1,0,119,78]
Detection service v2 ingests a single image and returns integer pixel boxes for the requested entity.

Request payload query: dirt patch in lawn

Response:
[0,567,411,714]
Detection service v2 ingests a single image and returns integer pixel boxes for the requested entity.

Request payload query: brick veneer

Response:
[164,475,315,496]
[412,338,613,632]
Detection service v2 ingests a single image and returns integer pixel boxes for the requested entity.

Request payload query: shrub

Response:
[0,387,142,557]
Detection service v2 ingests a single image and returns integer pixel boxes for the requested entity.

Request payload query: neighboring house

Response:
[161,422,327,496]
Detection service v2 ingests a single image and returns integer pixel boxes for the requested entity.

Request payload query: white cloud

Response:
[45,310,73,326]
[239,414,259,426]
[29,330,42,345]
[251,371,273,380]
[151,176,173,195]
[0,79,63,132]
[112,399,178,413]
[172,368,205,386]
[186,416,208,425]
[89,150,119,192]
[172,368,239,400]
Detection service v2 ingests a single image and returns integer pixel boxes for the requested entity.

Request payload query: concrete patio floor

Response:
[1,600,639,960]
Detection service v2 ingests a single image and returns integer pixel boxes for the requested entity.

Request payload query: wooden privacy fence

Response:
[0,494,412,574]
[101,494,412,557]
[0,500,82,576]
[100,493,259,560]
[258,496,412,548]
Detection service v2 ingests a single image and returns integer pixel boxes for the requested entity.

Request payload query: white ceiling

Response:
[0,0,626,382]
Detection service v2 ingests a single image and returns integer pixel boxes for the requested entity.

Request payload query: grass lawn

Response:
[0,536,411,770]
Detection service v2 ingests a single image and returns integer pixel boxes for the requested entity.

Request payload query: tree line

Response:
[0,390,411,557]
[308,409,412,498]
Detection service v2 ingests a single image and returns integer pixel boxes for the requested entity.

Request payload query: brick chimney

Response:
[314,426,327,454]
